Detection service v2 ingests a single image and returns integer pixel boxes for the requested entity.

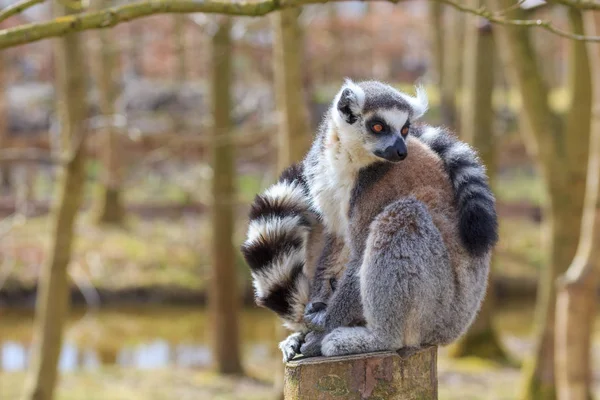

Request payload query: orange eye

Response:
[372,124,384,133]
[401,126,409,136]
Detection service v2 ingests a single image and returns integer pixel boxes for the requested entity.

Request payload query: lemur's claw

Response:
[279,333,305,363]
[300,331,325,357]
[281,345,297,363]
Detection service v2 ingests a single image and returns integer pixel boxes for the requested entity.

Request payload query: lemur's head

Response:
[330,79,428,163]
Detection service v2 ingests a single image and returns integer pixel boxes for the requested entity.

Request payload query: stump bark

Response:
[284,347,437,400]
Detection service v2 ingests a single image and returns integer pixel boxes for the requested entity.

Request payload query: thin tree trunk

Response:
[555,12,600,400]
[16,165,35,217]
[0,51,11,193]
[209,16,243,376]
[21,2,88,399]
[92,0,125,225]
[125,21,142,78]
[172,14,187,135]
[428,2,451,127]
[439,6,462,131]
[492,3,592,399]
[429,2,444,88]
[526,9,591,400]
[271,8,311,397]
[0,165,10,191]
[273,8,310,165]
[449,17,507,361]
[174,14,187,81]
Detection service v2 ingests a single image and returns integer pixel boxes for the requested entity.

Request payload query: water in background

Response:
[0,306,278,372]
[3,301,591,374]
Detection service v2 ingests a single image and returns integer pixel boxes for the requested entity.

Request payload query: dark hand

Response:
[300,331,325,357]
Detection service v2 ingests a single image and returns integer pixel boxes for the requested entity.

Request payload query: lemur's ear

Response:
[401,85,428,120]
[334,79,365,125]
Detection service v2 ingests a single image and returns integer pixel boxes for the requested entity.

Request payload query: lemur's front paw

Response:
[304,302,327,331]
[279,332,305,362]
[299,331,325,357]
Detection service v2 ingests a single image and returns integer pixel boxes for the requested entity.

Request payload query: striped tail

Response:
[413,125,498,257]
[241,164,316,330]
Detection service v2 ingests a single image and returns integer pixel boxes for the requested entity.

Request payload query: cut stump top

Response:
[284,346,437,400]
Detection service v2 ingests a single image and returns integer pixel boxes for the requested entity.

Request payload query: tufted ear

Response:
[400,85,429,120]
[333,79,365,125]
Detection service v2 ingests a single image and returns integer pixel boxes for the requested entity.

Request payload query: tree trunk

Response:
[492,3,592,399]
[525,9,591,400]
[172,14,187,135]
[439,6,462,131]
[92,0,125,225]
[173,14,187,81]
[0,165,11,191]
[125,21,143,78]
[555,13,600,400]
[428,2,453,128]
[21,2,88,399]
[15,165,35,217]
[0,51,11,193]
[449,13,507,362]
[271,8,311,397]
[272,8,311,172]
[209,16,243,376]
[284,348,438,400]
[429,2,443,89]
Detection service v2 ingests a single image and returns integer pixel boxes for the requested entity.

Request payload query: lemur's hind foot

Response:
[321,327,387,356]
[321,327,424,357]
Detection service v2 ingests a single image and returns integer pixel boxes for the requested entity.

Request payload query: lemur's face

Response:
[331,80,428,163]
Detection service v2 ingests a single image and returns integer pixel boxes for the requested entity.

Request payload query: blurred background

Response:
[0,1,599,399]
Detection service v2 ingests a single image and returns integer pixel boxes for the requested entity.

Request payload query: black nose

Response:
[305,302,327,315]
[374,139,407,162]
[396,148,407,160]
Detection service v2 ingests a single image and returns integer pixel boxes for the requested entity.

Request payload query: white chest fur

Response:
[310,159,355,238]
[308,134,371,239]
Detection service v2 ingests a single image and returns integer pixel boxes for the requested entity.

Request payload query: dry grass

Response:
[0,215,208,292]
[1,213,543,298]
[0,369,276,400]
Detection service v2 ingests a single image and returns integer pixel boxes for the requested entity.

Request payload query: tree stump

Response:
[284,347,437,400]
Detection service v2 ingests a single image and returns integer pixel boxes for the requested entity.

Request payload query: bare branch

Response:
[439,0,600,41]
[0,0,598,48]
[0,0,45,24]
[0,0,401,49]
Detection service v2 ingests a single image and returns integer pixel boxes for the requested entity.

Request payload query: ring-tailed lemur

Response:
[242,80,497,361]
